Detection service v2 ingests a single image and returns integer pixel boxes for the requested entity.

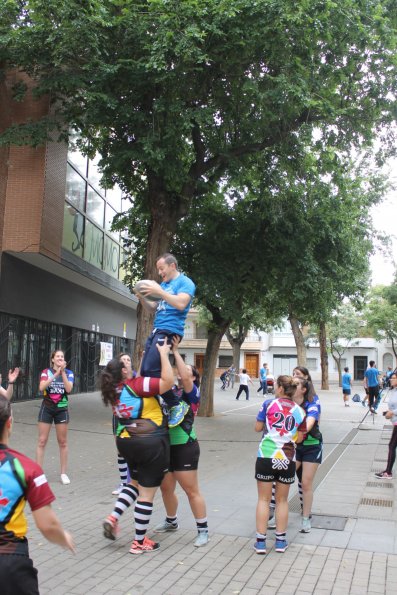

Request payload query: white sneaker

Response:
[112,483,124,495]
[60,473,70,485]
[194,532,209,547]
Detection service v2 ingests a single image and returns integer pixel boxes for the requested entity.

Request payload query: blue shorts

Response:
[38,401,69,425]
[343,388,351,395]
[296,443,322,464]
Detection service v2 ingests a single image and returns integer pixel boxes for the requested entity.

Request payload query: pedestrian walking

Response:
[364,360,381,413]
[236,369,254,400]
[36,350,74,485]
[342,366,352,406]
[257,363,268,395]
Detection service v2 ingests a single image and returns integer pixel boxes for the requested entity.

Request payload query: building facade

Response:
[0,72,137,401]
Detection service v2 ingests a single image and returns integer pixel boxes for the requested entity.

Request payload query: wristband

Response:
[8,381,15,385]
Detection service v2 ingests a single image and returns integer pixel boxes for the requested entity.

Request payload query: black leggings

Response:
[386,426,397,474]
[236,385,249,400]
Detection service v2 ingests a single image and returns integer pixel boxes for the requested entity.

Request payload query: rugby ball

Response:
[133,279,162,302]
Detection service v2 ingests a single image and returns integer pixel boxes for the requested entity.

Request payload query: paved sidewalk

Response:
[9,383,397,594]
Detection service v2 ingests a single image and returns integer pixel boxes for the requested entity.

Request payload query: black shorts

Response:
[343,388,351,395]
[255,457,296,484]
[0,553,39,595]
[169,441,200,472]
[296,442,323,464]
[38,402,69,425]
[116,434,170,488]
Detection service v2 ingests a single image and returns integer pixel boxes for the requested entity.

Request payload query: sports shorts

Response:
[169,440,200,472]
[296,442,323,464]
[255,457,296,484]
[0,553,39,595]
[38,401,69,425]
[343,388,351,395]
[116,433,169,488]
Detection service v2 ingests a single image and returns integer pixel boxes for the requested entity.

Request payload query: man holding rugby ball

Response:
[135,253,196,427]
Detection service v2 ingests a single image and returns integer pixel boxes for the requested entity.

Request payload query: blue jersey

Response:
[342,373,352,390]
[153,274,195,336]
[260,368,267,382]
[365,367,380,388]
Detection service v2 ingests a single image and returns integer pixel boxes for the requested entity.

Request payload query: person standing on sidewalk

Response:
[236,369,254,400]
[342,367,352,407]
[154,337,209,547]
[101,341,174,555]
[36,350,74,485]
[257,363,268,395]
[375,373,397,479]
[254,375,306,555]
[364,360,381,414]
[0,395,75,594]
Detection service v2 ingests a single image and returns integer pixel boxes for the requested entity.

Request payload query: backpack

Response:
[352,394,361,403]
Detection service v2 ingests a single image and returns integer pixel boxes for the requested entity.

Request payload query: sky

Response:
[370,184,397,286]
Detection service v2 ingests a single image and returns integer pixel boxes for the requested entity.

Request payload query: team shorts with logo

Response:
[38,401,69,425]
[255,457,296,484]
[116,433,169,488]
[296,442,323,464]
[169,441,200,472]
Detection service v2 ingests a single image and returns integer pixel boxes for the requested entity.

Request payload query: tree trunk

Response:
[331,353,342,386]
[132,176,182,370]
[226,325,248,372]
[199,316,231,417]
[289,315,307,366]
[319,321,329,390]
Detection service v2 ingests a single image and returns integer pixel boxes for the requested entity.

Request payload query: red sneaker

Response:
[129,535,160,555]
[103,515,119,540]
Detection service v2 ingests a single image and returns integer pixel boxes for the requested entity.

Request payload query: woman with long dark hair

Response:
[101,340,174,554]
[154,337,209,547]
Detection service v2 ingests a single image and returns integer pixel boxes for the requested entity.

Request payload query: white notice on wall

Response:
[99,342,113,366]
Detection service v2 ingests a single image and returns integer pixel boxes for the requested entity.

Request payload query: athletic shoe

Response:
[300,517,311,533]
[268,512,276,530]
[254,540,266,554]
[129,535,160,555]
[362,401,367,407]
[153,520,179,533]
[194,532,209,547]
[275,539,288,553]
[374,471,392,479]
[370,408,377,414]
[111,483,124,495]
[103,515,119,541]
[60,473,70,485]
[168,401,189,428]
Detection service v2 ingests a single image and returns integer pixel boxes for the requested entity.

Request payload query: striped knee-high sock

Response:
[118,454,128,485]
[112,485,138,520]
[134,501,153,542]
[270,482,276,511]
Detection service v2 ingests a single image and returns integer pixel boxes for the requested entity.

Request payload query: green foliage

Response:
[365,283,397,356]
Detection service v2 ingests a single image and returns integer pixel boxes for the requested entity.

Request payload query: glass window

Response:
[66,164,86,211]
[84,220,103,268]
[306,358,317,371]
[87,155,102,190]
[62,203,85,257]
[68,131,88,176]
[106,185,122,211]
[105,204,119,240]
[86,186,105,227]
[103,237,120,278]
[219,355,233,367]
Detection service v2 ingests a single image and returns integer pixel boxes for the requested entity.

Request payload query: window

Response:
[63,137,127,282]
[62,204,84,258]
[383,353,393,371]
[219,355,233,367]
[86,186,105,227]
[66,164,86,211]
[334,358,347,371]
[306,358,317,371]
[84,220,103,268]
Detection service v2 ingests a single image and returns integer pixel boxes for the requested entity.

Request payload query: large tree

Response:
[365,282,397,359]
[1,0,397,362]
